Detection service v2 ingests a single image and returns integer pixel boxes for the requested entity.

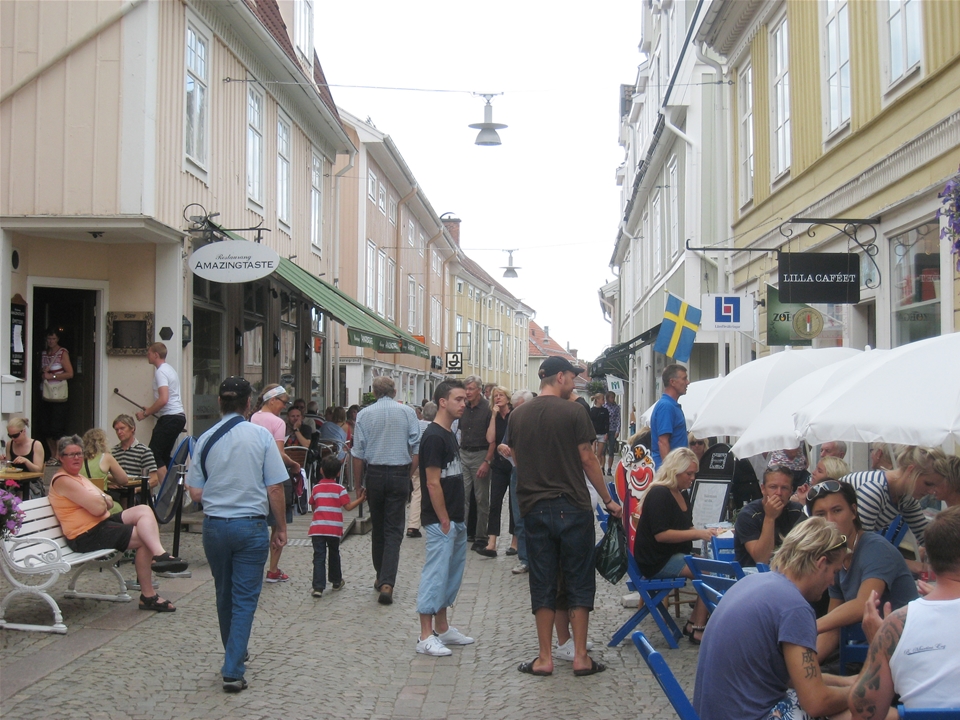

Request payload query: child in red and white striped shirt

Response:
[309,455,365,598]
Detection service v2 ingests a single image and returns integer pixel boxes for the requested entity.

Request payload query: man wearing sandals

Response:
[507,356,622,677]
[187,377,289,693]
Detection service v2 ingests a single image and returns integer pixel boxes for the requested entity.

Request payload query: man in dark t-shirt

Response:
[414,380,474,657]
[734,467,806,567]
[507,356,622,677]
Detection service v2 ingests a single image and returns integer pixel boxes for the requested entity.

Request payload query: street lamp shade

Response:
[469,95,507,146]
[501,249,520,278]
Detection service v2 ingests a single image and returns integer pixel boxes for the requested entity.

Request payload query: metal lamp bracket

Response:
[779,216,881,290]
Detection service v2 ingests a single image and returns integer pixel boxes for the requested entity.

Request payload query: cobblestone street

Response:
[1,512,703,719]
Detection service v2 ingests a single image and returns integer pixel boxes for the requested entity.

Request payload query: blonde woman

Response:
[842,445,948,545]
[793,455,850,505]
[633,447,719,644]
[4,417,45,472]
[79,428,131,514]
[480,386,515,557]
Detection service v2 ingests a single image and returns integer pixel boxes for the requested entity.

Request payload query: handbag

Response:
[595,518,629,585]
[42,379,68,402]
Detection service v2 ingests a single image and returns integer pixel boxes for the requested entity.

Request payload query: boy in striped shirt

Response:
[309,455,366,598]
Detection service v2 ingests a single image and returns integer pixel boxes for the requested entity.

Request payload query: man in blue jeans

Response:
[351,376,421,605]
[415,379,474,656]
[508,356,622,677]
[187,377,288,693]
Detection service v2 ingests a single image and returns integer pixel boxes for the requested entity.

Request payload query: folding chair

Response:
[897,707,960,719]
[632,631,700,720]
[838,622,869,676]
[883,515,909,548]
[710,535,736,562]
[684,556,744,613]
[609,483,687,648]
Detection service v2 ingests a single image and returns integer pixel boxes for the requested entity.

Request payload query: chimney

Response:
[568,345,578,359]
[544,325,549,337]
[442,217,461,246]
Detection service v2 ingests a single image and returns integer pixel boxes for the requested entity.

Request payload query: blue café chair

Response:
[897,707,960,719]
[883,515,909,548]
[710,535,736,562]
[684,555,744,614]
[633,631,700,720]
[838,622,869,676]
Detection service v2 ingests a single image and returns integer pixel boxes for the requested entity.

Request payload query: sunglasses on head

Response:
[823,535,848,555]
[691,440,705,446]
[807,480,843,502]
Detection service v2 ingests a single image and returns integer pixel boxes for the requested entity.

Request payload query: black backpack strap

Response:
[199,416,245,479]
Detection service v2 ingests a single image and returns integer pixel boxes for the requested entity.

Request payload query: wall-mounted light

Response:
[235,327,243,354]
[182,316,192,347]
[273,333,280,356]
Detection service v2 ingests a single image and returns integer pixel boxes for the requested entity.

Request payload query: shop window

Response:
[192,306,223,437]
[193,275,223,306]
[891,222,940,347]
[279,291,299,398]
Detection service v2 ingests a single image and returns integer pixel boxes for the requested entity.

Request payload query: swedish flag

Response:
[653,293,701,362]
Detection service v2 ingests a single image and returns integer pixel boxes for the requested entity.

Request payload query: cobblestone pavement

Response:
[1,511,704,719]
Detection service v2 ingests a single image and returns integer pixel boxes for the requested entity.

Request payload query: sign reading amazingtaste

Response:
[778,253,860,304]
[189,240,280,283]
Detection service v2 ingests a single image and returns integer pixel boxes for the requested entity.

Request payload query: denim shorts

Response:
[524,496,596,612]
[650,552,688,579]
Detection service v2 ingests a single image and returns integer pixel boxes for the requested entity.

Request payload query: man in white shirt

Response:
[849,505,960,717]
[137,342,186,485]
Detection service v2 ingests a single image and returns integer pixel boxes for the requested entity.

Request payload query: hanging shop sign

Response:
[699,294,755,332]
[189,240,280,283]
[778,253,860,304]
[766,284,818,346]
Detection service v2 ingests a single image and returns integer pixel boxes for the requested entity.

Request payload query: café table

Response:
[0,469,44,501]
[118,476,153,509]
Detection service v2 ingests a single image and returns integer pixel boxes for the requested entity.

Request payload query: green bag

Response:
[595,519,628,584]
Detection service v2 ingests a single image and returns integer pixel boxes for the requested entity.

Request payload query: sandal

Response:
[688,625,706,645]
[682,621,695,638]
[518,659,552,676]
[139,594,176,612]
[152,553,188,573]
[573,659,607,677]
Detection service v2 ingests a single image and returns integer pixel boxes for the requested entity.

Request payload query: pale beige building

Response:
[0,0,364,440]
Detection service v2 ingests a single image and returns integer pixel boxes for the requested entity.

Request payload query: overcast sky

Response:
[317,1,643,361]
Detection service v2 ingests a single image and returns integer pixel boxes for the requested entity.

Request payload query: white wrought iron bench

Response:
[0,496,131,634]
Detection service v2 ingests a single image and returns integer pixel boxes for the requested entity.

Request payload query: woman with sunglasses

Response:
[634,447,719,644]
[842,445,948,547]
[4,417,45,472]
[48,435,187,611]
[807,480,917,659]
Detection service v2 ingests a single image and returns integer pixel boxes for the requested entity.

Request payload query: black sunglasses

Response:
[7,430,21,440]
[807,480,843,503]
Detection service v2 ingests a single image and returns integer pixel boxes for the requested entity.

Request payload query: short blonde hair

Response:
[81,428,108,459]
[818,456,849,481]
[770,516,846,577]
[491,385,511,403]
[6,417,28,433]
[894,446,949,495]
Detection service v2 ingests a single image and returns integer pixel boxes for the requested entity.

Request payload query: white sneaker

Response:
[416,635,452,656]
[511,563,528,574]
[552,638,594,661]
[437,626,474,646]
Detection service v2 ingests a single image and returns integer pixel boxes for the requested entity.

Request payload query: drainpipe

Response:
[332,149,355,405]
[2,0,146,102]
[662,106,695,147]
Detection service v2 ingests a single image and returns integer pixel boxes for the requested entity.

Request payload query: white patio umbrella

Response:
[731,349,883,458]
[638,377,720,429]
[690,347,861,439]
[795,333,960,448]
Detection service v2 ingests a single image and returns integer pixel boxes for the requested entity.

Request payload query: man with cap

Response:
[187,377,289,693]
[507,356,622,677]
[649,363,689,468]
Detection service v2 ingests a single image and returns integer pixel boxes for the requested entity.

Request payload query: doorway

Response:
[31,287,97,453]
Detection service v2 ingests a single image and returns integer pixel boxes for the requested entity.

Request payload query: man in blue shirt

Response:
[187,376,289,694]
[649,364,689,467]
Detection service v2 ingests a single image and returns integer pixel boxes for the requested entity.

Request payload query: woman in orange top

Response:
[47,435,187,611]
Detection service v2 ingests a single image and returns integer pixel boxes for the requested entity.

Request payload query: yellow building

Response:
[697,0,960,351]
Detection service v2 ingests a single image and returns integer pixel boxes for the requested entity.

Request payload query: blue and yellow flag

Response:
[653,293,701,362]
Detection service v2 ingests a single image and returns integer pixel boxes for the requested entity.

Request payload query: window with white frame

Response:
[456,279,463,294]
[652,193,662,278]
[642,211,650,289]
[246,87,263,204]
[825,0,851,133]
[388,196,397,224]
[407,275,416,331]
[431,297,441,343]
[376,250,386,316]
[378,183,386,214]
[432,249,440,275]
[368,170,378,200]
[185,23,208,166]
[468,285,474,299]
[294,0,313,61]
[885,0,921,87]
[738,63,754,204]
[277,116,292,226]
[365,241,376,309]
[417,285,425,334]
[464,319,472,361]
[407,220,415,246]
[771,15,791,178]
[310,151,323,252]
[418,233,425,257]
[386,259,396,321]
[668,156,679,258]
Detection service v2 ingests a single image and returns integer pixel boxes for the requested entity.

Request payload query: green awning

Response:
[275,258,429,358]
[590,324,660,378]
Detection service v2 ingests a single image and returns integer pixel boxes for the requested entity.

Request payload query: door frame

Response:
[26,276,108,432]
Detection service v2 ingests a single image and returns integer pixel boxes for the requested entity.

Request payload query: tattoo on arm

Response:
[801,650,820,680]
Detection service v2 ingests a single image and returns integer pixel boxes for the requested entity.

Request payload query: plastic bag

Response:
[595,519,628,584]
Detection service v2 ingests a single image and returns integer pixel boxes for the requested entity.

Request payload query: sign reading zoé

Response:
[189,240,280,283]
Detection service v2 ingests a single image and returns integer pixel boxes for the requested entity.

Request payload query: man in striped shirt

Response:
[111,414,159,489]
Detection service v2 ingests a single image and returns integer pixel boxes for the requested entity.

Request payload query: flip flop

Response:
[573,659,606,677]
[517,659,552,676]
